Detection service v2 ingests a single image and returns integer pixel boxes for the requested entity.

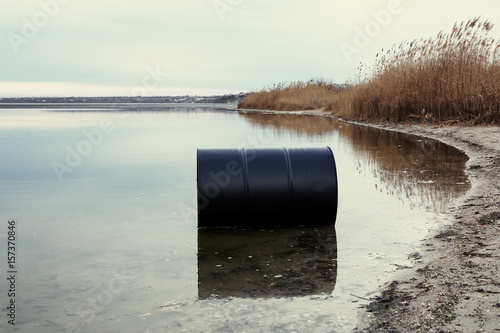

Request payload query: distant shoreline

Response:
[0,93,249,105]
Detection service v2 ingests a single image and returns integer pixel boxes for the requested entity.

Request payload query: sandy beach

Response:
[352,121,500,332]
[239,109,500,332]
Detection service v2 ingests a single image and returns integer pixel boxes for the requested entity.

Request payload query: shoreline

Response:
[239,109,500,332]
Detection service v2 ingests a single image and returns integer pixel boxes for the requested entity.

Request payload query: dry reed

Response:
[237,80,342,111]
[238,18,500,124]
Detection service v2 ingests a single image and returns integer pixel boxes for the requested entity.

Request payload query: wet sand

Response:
[352,122,500,333]
[239,109,500,332]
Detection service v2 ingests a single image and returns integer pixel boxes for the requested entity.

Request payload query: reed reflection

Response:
[239,112,470,213]
[197,226,337,299]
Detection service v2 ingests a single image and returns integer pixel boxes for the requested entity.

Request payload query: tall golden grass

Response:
[238,18,500,124]
[237,80,342,111]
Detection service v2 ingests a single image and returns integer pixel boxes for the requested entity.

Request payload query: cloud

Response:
[1,0,500,96]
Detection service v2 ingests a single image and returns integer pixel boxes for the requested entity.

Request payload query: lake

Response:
[0,103,469,332]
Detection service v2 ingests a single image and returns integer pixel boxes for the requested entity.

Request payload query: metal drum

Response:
[197,147,338,227]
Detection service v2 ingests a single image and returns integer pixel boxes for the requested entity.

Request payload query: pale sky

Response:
[2,0,500,97]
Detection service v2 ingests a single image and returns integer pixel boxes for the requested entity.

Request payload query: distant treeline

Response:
[0,93,249,104]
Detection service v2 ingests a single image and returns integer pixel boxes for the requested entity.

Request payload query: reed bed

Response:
[238,18,500,124]
[237,80,341,111]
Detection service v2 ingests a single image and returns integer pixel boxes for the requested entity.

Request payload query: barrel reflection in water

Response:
[197,226,337,299]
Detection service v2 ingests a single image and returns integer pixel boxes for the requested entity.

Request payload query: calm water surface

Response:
[0,104,469,332]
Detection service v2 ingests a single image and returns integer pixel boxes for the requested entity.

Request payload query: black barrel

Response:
[197,147,338,227]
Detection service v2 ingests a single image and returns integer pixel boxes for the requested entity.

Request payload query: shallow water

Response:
[0,104,469,332]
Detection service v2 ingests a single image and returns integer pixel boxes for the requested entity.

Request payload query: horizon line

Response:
[0,81,248,98]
